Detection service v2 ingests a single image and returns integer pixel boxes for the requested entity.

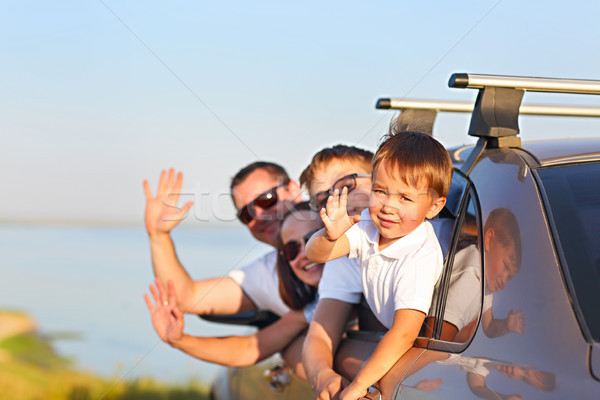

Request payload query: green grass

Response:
[0,320,210,400]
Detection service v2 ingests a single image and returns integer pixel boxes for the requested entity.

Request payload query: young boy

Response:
[306,130,453,399]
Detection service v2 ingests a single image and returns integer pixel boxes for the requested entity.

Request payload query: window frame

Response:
[420,169,484,353]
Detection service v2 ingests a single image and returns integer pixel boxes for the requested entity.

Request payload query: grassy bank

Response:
[0,310,210,400]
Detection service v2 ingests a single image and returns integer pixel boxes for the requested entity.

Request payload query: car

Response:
[210,73,600,400]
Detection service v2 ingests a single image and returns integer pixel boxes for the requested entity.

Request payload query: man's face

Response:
[309,158,372,216]
[368,160,445,249]
[232,168,300,247]
[484,228,519,293]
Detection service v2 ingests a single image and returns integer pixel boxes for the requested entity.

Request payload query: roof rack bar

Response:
[376,98,600,117]
[449,73,600,95]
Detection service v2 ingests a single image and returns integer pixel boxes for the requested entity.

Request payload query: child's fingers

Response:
[320,207,329,223]
[332,188,340,206]
[351,214,362,224]
[340,186,348,213]
[325,192,335,218]
[144,293,155,313]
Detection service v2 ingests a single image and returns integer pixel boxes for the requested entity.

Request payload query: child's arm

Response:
[144,279,308,367]
[339,309,425,400]
[303,299,355,399]
[305,187,361,263]
[481,307,525,338]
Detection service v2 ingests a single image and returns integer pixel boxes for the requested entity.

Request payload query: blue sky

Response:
[2,0,599,225]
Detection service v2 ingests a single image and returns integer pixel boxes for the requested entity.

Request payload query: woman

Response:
[144,202,323,372]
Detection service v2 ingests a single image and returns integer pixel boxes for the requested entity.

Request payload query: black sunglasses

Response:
[309,173,371,212]
[282,230,319,262]
[237,182,289,225]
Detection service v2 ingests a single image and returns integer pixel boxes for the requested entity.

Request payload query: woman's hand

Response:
[143,168,194,236]
[320,187,361,241]
[144,278,184,344]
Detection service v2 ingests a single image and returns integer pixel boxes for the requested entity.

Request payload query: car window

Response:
[536,162,600,342]
[425,191,482,346]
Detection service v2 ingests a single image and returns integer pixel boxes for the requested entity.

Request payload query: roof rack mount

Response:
[448,73,600,148]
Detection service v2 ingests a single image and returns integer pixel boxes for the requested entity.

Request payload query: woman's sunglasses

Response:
[237,182,289,225]
[282,230,319,262]
[309,173,371,212]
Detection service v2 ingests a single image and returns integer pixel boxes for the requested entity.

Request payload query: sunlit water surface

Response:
[0,224,272,383]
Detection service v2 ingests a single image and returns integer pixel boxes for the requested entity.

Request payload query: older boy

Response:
[306,131,453,399]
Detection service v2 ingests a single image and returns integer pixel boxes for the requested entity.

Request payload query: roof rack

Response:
[448,73,600,173]
[376,98,600,117]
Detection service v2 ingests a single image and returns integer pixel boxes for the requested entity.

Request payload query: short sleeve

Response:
[345,209,371,260]
[318,257,362,304]
[227,250,290,316]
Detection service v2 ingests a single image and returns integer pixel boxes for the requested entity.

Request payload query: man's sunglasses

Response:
[282,230,319,262]
[237,182,289,225]
[309,173,371,212]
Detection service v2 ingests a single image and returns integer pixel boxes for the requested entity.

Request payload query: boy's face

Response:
[309,158,371,216]
[483,228,519,292]
[368,160,446,247]
[232,168,301,247]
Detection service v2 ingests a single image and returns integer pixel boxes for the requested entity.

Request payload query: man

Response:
[143,162,302,317]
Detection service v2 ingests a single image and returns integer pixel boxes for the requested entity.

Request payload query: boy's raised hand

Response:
[144,279,184,343]
[320,187,361,242]
[505,309,526,335]
[143,168,194,236]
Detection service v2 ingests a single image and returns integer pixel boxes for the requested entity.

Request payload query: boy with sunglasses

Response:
[143,162,302,321]
[306,130,452,399]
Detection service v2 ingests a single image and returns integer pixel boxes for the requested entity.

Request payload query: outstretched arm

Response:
[340,309,425,400]
[306,187,360,263]
[144,169,254,315]
[303,299,354,400]
[145,279,308,367]
[481,308,525,338]
[144,169,196,309]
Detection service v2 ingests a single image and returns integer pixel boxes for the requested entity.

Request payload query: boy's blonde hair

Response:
[299,144,373,190]
[372,122,453,198]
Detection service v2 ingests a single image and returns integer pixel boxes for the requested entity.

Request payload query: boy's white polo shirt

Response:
[345,209,443,329]
[227,250,290,317]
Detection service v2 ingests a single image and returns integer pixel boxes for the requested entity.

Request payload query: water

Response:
[0,223,273,383]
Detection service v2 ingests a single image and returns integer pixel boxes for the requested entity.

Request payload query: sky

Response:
[2,0,599,226]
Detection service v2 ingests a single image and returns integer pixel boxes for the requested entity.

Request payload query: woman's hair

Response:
[299,144,373,191]
[276,201,319,310]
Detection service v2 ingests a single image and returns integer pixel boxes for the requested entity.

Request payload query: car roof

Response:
[521,138,600,167]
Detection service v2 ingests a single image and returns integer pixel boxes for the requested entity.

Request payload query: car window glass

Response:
[537,162,600,341]
[429,172,469,259]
